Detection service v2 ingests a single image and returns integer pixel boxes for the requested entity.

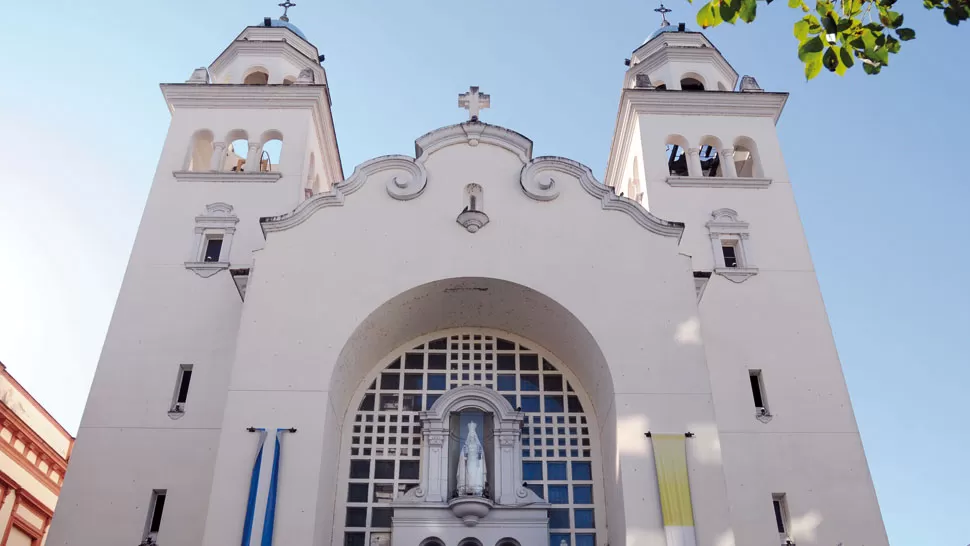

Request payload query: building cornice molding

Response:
[207,40,325,85]
[160,83,344,184]
[666,175,772,189]
[0,400,69,468]
[605,89,787,187]
[173,171,283,183]
[628,45,739,88]
[415,122,534,164]
[522,156,684,239]
[260,155,418,234]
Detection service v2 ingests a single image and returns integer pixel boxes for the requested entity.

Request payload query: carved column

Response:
[495,431,519,505]
[246,142,261,173]
[720,147,738,178]
[424,430,448,502]
[210,141,226,171]
[686,147,703,177]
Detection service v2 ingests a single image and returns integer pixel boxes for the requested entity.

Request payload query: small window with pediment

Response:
[185,203,238,277]
[706,208,758,282]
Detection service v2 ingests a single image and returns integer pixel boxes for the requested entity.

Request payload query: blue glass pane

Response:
[548,485,569,504]
[527,483,544,499]
[544,395,564,412]
[523,461,543,480]
[576,534,596,546]
[520,374,540,391]
[572,462,592,480]
[425,394,440,410]
[574,509,595,528]
[547,462,567,480]
[497,374,516,391]
[573,485,593,504]
[427,374,446,390]
[503,395,517,409]
[521,396,540,412]
[550,534,571,546]
[549,509,570,529]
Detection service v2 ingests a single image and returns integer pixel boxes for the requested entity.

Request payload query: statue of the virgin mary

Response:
[456,421,486,496]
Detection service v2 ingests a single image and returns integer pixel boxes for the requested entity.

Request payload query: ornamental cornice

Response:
[260,155,420,234]
[622,88,788,121]
[173,171,283,183]
[160,83,328,109]
[522,156,684,240]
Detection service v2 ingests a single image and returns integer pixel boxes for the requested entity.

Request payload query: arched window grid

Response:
[339,329,602,546]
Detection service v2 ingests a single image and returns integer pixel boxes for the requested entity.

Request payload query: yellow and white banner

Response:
[651,434,697,546]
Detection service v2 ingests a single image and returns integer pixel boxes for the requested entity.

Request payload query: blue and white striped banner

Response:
[241,428,268,546]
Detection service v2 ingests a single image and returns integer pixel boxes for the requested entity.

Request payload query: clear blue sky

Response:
[0,1,966,544]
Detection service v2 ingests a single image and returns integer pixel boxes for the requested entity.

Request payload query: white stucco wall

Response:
[48,22,886,546]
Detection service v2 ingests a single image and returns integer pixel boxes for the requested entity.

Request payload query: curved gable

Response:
[260,122,683,240]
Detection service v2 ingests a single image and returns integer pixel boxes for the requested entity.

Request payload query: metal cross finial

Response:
[458,86,490,122]
[654,3,673,27]
[278,1,296,22]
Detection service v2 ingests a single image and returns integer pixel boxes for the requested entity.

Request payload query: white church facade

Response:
[47,10,888,546]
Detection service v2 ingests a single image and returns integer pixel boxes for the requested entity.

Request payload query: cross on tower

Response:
[458,86,490,122]
[279,1,296,22]
[654,3,672,27]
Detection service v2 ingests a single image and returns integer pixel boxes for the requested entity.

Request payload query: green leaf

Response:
[738,0,758,23]
[816,0,834,18]
[697,1,723,28]
[862,62,882,75]
[943,6,962,25]
[822,14,838,34]
[720,0,741,24]
[794,20,811,40]
[886,35,902,53]
[798,36,825,61]
[839,45,855,68]
[880,10,903,28]
[804,14,823,33]
[896,27,916,40]
[805,55,823,79]
[823,46,839,72]
[789,0,803,7]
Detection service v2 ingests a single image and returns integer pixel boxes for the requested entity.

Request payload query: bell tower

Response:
[604,12,888,546]
[46,10,344,546]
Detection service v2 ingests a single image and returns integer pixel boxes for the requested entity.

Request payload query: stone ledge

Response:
[667,176,771,189]
[173,171,282,183]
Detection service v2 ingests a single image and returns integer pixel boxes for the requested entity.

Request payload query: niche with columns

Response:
[664,133,770,188]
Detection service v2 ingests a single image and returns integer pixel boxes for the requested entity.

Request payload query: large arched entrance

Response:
[336,329,606,546]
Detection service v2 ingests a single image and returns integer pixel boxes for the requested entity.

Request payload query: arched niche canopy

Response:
[415,386,532,506]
